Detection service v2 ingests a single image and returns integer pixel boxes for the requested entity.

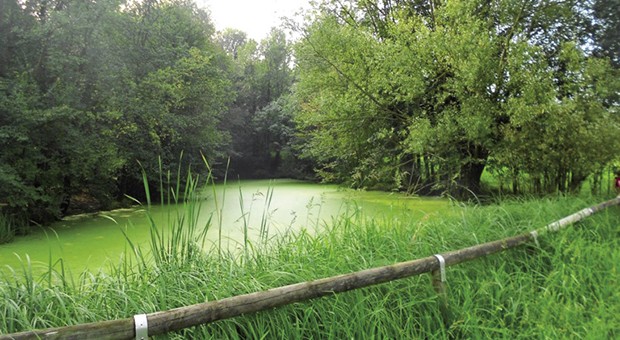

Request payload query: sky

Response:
[197,0,313,41]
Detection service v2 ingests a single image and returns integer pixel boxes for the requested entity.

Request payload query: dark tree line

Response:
[216,28,310,179]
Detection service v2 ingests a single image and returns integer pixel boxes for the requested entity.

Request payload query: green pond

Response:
[0,180,450,276]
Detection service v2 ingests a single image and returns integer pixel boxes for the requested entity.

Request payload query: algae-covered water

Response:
[0,180,450,275]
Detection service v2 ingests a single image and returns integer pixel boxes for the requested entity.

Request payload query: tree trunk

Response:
[569,171,587,193]
[455,161,485,199]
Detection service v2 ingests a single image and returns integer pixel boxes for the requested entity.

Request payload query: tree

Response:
[258,28,293,105]
[250,95,302,176]
[0,0,234,231]
[0,0,122,223]
[115,48,232,197]
[218,28,297,178]
[293,0,620,196]
[590,0,620,66]
[495,43,620,193]
[0,73,120,223]
[216,28,249,60]
[109,0,233,197]
[119,0,215,80]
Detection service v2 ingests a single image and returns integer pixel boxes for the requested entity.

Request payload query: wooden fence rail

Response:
[2,196,619,340]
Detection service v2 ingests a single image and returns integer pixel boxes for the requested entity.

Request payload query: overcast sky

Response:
[197,0,313,41]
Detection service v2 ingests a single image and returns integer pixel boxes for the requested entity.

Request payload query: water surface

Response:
[0,180,450,276]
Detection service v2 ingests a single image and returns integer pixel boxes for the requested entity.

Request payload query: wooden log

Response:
[3,196,619,340]
[1,256,438,339]
[544,196,620,232]
[0,319,135,340]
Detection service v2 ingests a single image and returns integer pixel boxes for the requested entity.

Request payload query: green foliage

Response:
[0,0,236,230]
[115,48,232,195]
[0,71,119,223]
[293,0,620,197]
[251,95,309,177]
[591,0,620,66]
[119,0,216,79]
[495,43,620,193]
[217,28,307,178]
[295,16,401,188]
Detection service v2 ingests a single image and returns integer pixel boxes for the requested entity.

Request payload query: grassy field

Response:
[1,192,619,338]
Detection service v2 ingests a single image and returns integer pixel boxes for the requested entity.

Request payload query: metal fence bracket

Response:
[530,230,540,247]
[433,254,446,282]
[134,314,148,340]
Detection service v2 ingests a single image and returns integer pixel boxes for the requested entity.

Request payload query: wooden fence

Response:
[2,196,619,340]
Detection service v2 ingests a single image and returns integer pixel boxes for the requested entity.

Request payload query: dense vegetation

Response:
[293,0,620,196]
[1,186,618,338]
[1,1,619,337]
[0,1,618,233]
[0,0,302,236]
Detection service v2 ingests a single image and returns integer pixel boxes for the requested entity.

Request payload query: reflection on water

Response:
[0,180,450,276]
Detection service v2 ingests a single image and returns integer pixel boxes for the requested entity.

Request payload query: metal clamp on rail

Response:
[134,314,148,340]
[530,230,540,247]
[433,254,446,283]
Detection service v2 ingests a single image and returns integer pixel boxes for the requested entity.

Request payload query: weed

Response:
[0,180,618,338]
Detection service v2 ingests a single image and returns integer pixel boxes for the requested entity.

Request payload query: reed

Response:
[0,180,618,338]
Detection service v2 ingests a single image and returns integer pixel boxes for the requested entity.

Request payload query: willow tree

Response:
[293,0,619,196]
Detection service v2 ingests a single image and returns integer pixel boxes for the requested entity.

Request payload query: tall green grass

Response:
[0,177,618,338]
[123,157,214,271]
